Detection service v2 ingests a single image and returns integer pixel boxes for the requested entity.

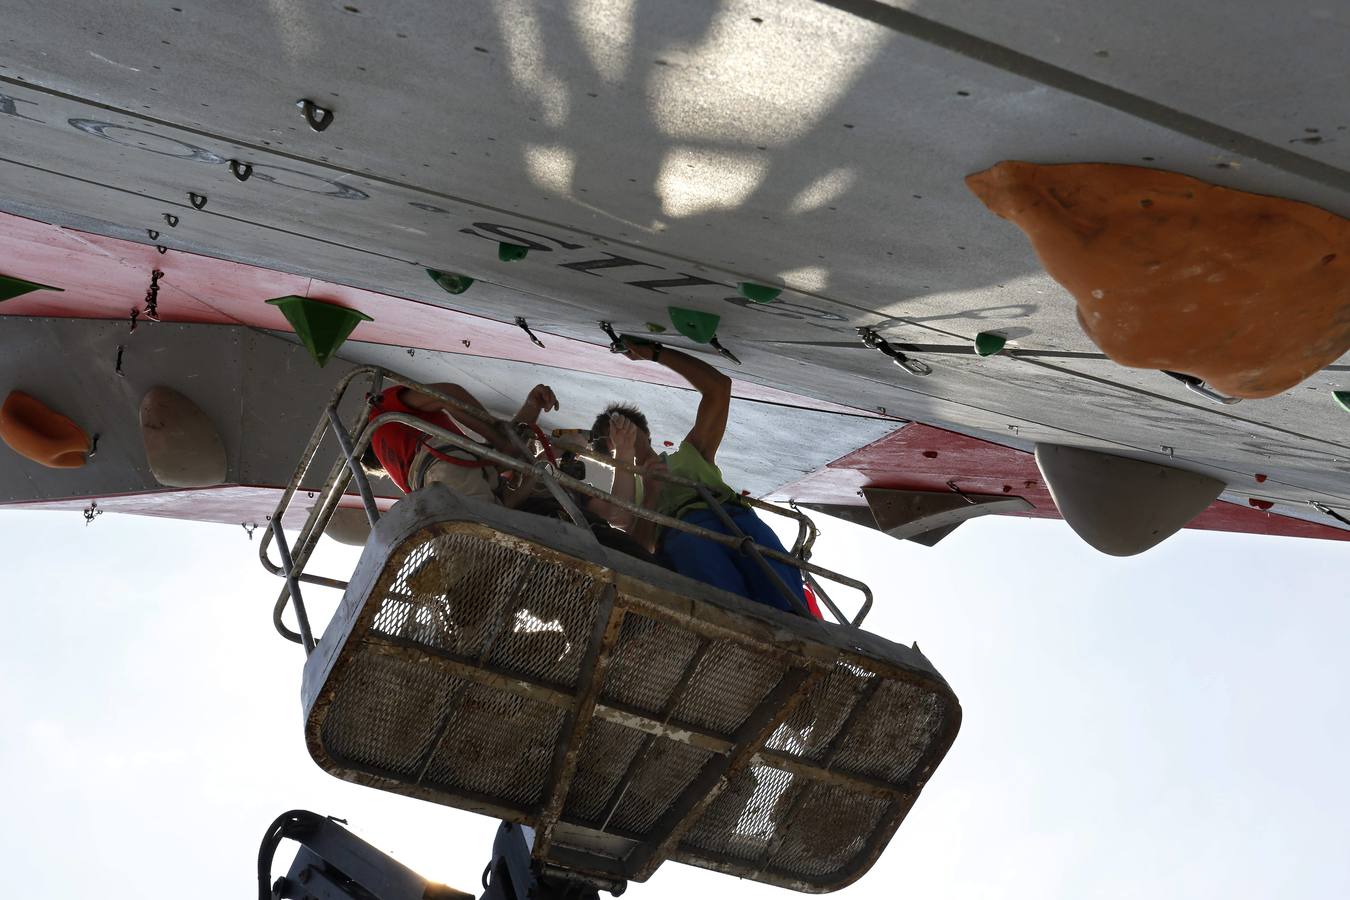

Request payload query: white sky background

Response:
[2,508,1347,899]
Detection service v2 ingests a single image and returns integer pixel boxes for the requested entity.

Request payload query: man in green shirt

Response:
[589,339,808,614]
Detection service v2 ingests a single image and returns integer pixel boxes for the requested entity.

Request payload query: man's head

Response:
[590,402,654,461]
[360,443,387,479]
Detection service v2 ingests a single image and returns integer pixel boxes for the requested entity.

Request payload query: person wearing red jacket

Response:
[361,381,557,504]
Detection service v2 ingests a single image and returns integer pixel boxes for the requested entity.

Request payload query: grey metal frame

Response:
[298,488,960,894]
[260,367,874,654]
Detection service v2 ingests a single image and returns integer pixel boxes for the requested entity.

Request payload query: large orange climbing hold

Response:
[966,161,1350,398]
[0,391,91,468]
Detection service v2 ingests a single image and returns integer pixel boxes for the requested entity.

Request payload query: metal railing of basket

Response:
[259,367,874,653]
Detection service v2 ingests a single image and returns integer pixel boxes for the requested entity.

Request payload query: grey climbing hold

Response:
[1034,444,1224,556]
[324,506,373,546]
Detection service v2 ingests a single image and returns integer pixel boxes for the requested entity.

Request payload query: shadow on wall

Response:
[479,0,1044,312]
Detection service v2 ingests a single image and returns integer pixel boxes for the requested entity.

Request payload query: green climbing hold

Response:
[974,331,1006,357]
[0,273,64,303]
[426,268,475,295]
[266,295,373,367]
[668,306,721,344]
[1334,391,1350,413]
[737,282,781,303]
[644,322,668,333]
[498,243,529,262]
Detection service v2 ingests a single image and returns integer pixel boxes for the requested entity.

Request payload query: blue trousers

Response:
[661,505,808,614]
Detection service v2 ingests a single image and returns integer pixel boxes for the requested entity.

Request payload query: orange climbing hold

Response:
[0,391,91,468]
[966,161,1350,398]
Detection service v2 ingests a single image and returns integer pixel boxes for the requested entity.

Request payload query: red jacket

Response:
[367,387,484,492]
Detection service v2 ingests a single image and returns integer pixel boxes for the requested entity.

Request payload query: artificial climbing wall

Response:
[0,317,363,505]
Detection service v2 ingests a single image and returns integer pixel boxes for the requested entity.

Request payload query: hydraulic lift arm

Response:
[259,812,615,900]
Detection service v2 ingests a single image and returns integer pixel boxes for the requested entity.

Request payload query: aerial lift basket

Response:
[301,484,961,893]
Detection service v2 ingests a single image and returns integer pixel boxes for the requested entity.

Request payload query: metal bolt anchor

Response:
[296,98,335,132]
[858,327,932,376]
[514,316,546,349]
[599,320,626,353]
[709,336,741,365]
[1162,371,1241,405]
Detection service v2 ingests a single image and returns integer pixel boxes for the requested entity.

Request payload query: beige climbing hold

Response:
[0,390,90,468]
[324,507,373,546]
[967,161,1350,398]
[140,386,227,488]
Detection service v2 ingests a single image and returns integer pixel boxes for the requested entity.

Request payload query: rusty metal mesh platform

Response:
[302,486,960,893]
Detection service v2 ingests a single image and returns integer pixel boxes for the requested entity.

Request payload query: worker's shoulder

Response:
[667,440,721,478]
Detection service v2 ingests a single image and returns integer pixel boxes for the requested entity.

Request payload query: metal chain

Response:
[143,269,163,321]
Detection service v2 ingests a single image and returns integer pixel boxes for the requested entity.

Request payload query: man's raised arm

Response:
[623,340,732,463]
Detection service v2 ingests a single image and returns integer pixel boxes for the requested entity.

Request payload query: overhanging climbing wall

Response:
[0,317,363,506]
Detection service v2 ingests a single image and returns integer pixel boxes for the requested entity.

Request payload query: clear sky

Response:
[2,507,1346,899]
